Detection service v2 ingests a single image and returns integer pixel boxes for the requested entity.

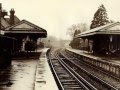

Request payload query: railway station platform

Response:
[66,48,120,65]
[66,48,120,89]
[35,48,58,90]
[0,48,58,90]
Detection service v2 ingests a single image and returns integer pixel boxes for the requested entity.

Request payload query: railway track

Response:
[48,49,97,90]
[59,49,118,90]
[65,49,120,81]
[48,48,118,90]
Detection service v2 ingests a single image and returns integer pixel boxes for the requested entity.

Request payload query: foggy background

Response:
[1,0,120,40]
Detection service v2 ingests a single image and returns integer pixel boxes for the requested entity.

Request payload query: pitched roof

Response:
[4,15,20,25]
[5,19,47,34]
[0,15,20,30]
[4,18,10,23]
[14,15,20,24]
[1,17,10,28]
[75,22,120,38]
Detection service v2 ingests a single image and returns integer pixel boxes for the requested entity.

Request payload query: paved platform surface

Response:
[35,48,58,90]
[0,58,37,90]
[67,48,120,65]
[0,48,58,90]
[66,48,120,89]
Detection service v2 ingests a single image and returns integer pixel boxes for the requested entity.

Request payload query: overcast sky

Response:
[1,0,120,39]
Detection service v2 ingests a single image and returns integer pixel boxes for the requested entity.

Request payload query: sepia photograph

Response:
[0,0,120,90]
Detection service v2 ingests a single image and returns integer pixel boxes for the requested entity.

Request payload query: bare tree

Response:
[67,23,88,39]
[67,24,78,38]
[77,23,88,32]
[68,23,88,49]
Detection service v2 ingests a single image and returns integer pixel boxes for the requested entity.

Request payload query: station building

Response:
[0,3,47,67]
[75,22,120,57]
[0,4,47,52]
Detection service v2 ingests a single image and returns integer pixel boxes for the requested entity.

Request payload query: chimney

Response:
[10,8,15,25]
[2,10,8,18]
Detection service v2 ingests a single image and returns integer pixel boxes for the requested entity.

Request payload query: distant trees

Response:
[40,36,68,48]
[90,4,112,54]
[69,29,81,49]
[90,4,109,29]
[68,23,88,49]
[67,23,88,38]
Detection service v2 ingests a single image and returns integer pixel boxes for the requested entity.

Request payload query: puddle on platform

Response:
[0,59,38,90]
[0,48,58,90]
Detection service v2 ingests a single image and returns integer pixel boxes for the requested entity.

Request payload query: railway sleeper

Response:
[76,59,120,81]
[66,50,120,81]
[60,51,118,90]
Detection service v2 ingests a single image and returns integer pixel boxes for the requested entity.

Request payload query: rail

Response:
[60,50,118,90]
[65,49,120,81]
[47,49,64,90]
[48,49,96,90]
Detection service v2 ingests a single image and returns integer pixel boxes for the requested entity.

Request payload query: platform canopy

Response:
[4,19,47,38]
[75,22,120,38]
[75,22,120,55]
